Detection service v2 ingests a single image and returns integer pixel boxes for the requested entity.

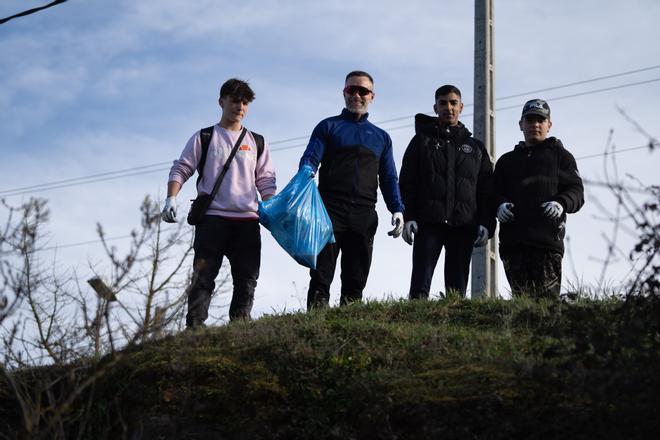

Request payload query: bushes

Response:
[2,296,658,439]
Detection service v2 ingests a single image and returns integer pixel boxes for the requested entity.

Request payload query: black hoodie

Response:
[399,114,495,235]
[493,136,584,255]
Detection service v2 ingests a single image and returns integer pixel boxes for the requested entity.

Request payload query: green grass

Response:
[2,295,659,439]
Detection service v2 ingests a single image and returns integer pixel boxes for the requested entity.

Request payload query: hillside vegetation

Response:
[1,295,659,439]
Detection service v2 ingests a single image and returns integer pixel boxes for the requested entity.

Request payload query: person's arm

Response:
[255,138,277,201]
[492,154,515,223]
[492,155,511,209]
[554,148,584,214]
[167,181,182,198]
[378,133,405,215]
[298,120,328,174]
[161,131,202,223]
[475,141,496,237]
[398,135,419,222]
[168,131,202,191]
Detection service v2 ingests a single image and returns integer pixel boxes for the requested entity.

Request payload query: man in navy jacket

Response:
[299,70,404,309]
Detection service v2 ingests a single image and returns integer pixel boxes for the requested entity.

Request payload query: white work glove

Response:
[497,202,515,223]
[161,196,177,223]
[402,220,418,245]
[541,201,563,219]
[388,212,404,238]
[473,225,489,247]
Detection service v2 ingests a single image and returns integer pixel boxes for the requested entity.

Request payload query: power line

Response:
[0,162,171,196]
[21,132,658,251]
[21,145,655,253]
[24,146,657,253]
[365,66,660,125]
[2,69,659,198]
[493,77,660,112]
[496,65,660,101]
[0,0,68,25]
[3,108,655,199]
[582,178,652,194]
[0,167,171,198]
[38,234,134,252]
[31,175,654,253]
[575,143,657,160]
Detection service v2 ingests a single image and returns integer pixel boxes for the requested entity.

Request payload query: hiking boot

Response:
[185,319,207,333]
[307,289,330,310]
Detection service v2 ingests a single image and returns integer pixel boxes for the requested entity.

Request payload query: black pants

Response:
[409,223,476,298]
[187,216,261,325]
[501,245,562,299]
[307,206,378,309]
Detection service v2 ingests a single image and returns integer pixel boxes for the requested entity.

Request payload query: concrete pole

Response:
[471,0,498,298]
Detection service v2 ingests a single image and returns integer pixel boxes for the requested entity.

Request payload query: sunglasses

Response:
[343,85,373,97]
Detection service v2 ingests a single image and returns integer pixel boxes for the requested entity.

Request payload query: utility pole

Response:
[471,0,498,298]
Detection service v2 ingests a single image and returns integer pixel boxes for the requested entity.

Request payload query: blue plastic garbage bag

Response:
[258,165,335,269]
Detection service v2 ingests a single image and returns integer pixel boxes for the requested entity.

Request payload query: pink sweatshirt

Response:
[168,125,277,219]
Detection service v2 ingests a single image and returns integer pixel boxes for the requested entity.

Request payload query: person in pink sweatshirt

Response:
[161,78,276,327]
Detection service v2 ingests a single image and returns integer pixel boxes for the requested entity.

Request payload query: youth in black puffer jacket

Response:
[398,85,495,298]
[493,136,584,256]
[399,114,495,232]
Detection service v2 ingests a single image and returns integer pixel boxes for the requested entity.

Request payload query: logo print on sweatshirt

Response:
[460,144,473,154]
[239,144,251,152]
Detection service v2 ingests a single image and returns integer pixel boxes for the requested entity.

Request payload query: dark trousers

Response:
[501,246,562,299]
[187,216,261,325]
[409,223,476,298]
[307,207,378,310]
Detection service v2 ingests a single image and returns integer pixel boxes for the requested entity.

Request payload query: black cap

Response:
[521,99,550,119]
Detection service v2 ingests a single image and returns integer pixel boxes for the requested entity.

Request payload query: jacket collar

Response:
[341,108,369,122]
[513,136,563,151]
[414,113,471,141]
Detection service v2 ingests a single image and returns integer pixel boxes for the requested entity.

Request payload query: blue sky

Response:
[1,0,659,318]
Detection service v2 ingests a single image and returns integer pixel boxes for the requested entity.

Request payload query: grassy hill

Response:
[1,295,659,439]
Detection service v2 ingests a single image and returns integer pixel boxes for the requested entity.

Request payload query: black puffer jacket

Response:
[399,114,495,235]
[493,137,584,255]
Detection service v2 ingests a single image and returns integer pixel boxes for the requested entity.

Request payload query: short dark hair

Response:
[219,78,255,102]
[345,70,374,84]
[435,85,462,100]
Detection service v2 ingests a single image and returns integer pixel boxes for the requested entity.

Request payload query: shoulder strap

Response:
[250,130,264,159]
[195,126,215,187]
[207,127,248,200]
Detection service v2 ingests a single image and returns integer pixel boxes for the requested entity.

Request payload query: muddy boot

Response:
[307,289,330,310]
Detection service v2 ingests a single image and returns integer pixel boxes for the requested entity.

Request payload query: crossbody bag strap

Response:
[195,126,215,188]
[207,127,248,200]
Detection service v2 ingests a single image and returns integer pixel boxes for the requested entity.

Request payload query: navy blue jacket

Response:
[299,109,404,214]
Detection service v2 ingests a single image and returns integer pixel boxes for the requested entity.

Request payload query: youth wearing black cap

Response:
[493,99,584,298]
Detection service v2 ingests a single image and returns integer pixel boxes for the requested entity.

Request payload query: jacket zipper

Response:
[351,122,364,204]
